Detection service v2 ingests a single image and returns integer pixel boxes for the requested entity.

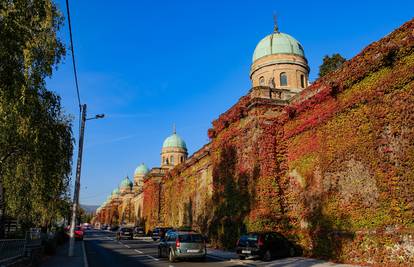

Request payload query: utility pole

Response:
[68,104,87,256]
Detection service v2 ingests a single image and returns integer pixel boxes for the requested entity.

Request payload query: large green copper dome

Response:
[162,133,187,149]
[134,163,149,176]
[119,176,133,189]
[253,32,305,62]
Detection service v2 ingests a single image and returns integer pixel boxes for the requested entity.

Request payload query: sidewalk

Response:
[207,248,358,267]
[41,241,87,267]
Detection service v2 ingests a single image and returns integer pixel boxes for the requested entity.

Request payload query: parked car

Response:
[151,227,173,241]
[64,226,84,240]
[236,232,301,261]
[158,231,206,262]
[133,227,145,237]
[116,227,133,240]
[74,226,84,241]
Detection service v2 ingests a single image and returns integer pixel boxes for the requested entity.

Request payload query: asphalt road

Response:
[84,230,245,267]
[84,230,357,267]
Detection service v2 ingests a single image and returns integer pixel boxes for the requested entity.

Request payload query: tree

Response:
[0,0,73,235]
[318,53,346,78]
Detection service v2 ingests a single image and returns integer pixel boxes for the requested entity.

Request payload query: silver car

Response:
[158,231,206,262]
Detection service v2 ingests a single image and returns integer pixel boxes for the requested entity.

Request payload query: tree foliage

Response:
[318,53,346,78]
[0,0,73,231]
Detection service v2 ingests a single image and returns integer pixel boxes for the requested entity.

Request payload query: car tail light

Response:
[258,236,264,247]
[176,238,180,248]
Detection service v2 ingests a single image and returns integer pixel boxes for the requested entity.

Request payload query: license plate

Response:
[187,249,199,253]
[124,232,129,234]
[242,250,251,254]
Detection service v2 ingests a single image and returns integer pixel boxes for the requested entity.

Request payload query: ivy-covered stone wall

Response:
[207,18,414,264]
[160,144,213,231]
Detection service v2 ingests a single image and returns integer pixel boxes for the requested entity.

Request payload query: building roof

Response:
[134,163,149,176]
[162,133,187,149]
[252,32,305,62]
[112,187,120,196]
[119,176,133,189]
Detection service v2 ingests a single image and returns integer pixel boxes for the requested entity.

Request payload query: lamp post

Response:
[68,104,104,256]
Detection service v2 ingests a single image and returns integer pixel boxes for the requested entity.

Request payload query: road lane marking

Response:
[145,255,159,261]
[113,237,159,261]
[134,249,143,254]
[82,241,89,267]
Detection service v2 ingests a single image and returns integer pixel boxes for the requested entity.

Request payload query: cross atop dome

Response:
[273,13,279,33]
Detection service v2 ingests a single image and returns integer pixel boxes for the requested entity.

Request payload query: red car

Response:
[74,226,84,240]
[65,226,84,240]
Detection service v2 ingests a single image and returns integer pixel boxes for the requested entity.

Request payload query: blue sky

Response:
[47,0,414,206]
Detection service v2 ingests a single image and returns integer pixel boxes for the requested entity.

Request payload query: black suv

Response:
[133,227,145,237]
[116,227,133,240]
[236,232,301,261]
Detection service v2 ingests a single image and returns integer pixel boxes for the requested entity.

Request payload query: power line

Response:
[65,0,82,111]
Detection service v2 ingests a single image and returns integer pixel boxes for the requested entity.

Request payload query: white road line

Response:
[114,238,159,262]
[82,241,89,267]
[145,255,159,261]
[134,249,143,254]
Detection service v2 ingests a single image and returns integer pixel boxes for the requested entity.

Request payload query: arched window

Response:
[280,72,287,86]
[300,74,305,88]
[180,156,184,163]
[170,156,174,165]
[259,76,265,86]
[166,158,169,165]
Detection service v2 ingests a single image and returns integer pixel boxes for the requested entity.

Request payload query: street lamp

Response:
[68,104,105,256]
[87,114,105,120]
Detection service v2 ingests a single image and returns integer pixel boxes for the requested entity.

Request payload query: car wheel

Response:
[168,249,176,262]
[239,255,246,260]
[262,250,271,261]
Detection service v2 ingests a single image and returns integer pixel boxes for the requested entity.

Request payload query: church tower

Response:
[133,163,149,193]
[161,127,188,169]
[250,19,309,101]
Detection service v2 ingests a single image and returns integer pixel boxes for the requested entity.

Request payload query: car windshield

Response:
[240,234,258,241]
[178,234,204,243]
